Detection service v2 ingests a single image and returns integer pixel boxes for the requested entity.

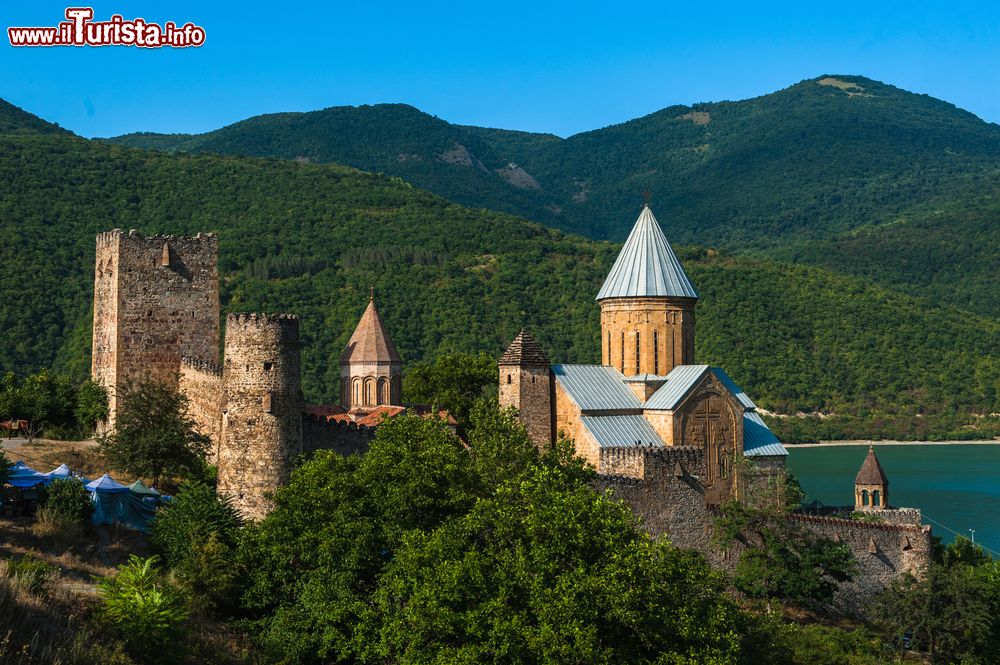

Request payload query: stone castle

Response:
[90,228,439,519]
[92,207,932,608]
[498,206,932,608]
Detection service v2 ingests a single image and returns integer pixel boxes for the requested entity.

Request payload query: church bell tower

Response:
[597,205,697,386]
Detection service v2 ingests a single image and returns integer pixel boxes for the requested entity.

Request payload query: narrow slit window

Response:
[620,332,625,373]
[653,330,659,374]
[635,331,640,374]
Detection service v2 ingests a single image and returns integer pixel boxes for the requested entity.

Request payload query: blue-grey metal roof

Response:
[552,364,641,412]
[596,206,698,300]
[742,411,787,457]
[623,374,669,382]
[580,415,665,448]
[643,365,709,410]
[712,367,756,410]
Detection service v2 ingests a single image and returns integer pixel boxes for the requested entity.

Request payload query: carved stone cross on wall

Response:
[685,391,733,488]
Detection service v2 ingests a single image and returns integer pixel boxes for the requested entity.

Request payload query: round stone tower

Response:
[218,313,303,520]
[597,205,697,380]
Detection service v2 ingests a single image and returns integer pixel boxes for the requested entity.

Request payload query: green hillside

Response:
[3,111,1000,440]
[109,75,1000,317]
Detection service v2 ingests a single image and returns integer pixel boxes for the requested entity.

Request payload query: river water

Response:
[785,443,1000,556]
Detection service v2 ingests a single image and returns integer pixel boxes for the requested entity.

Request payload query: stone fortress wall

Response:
[178,357,223,459]
[595,445,932,612]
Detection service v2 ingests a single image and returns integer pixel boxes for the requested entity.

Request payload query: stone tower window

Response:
[872,490,880,507]
[607,331,611,365]
[634,331,640,374]
[531,375,535,383]
[507,374,512,384]
[263,362,273,371]
[653,330,659,375]
[861,489,869,506]
[620,332,624,374]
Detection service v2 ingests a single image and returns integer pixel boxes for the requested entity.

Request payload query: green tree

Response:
[402,352,497,431]
[362,464,746,664]
[100,381,209,487]
[877,560,998,664]
[239,414,478,662]
[73,379,109,434]
[151,481,243,612]
[41,477,94,525]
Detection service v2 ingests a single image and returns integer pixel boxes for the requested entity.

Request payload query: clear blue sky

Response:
[3,1,999,138]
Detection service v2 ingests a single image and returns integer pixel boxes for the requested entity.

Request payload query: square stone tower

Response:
[92,229,219,429]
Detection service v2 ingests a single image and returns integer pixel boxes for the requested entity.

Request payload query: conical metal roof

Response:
[339,297,402,364]
[596,205,697,300]
[855,446,889,486]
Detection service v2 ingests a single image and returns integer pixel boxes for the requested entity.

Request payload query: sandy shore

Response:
[789,439,1000,448]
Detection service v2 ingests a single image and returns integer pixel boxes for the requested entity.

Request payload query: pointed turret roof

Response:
[855,445,889,486]
[499,330,549,366]
[339,297,402,364]
[596,205,697,300]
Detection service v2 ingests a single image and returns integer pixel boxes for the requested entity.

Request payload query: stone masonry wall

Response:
[92,229,219,428]
[178,358,223,461]
[597,448,932,612]
[789,513,932,612]
[218,313,303,520]
[302,415,375,457]
[498,365,552,448]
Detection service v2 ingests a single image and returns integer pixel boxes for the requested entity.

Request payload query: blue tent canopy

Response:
[8,461,47,488]
[44,463,72,480]
[85,473,130,494]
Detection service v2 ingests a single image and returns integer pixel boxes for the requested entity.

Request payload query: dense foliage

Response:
[110,76,1000,317]
[237,409,751,663]
[151,481,243,612]
[100,382,210,487]
[2,122,999,440]
[0,370,107,439]
[97,555,190,661]
[401,351,497,431]
[877,538,1000,664]
[41,477,94,526]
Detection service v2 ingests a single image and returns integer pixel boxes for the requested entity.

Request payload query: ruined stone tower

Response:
[339,295,403,408]
[217,313,303,520]
[855,445,889,510]
[596,206,697,385]
[498,330,552,447]
[92,229,219,429]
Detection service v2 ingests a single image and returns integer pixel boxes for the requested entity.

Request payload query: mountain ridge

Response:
[103,74,1000,316]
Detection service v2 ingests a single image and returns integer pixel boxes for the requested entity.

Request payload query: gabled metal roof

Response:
[552,364,641,412]
[643,365,709,410]
[644,365,756,412]
[712,367,756,410]
[580,415,665,449]
[742,411,787,457]
[596,205,698,300]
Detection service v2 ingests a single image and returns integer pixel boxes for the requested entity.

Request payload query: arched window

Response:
[353,379,360,406]
[653,330,659,375]
[872,490,880,507]
[378,378,388,404]
[861,489,870,506]
[507,374,512,384]
[607,331,611,365]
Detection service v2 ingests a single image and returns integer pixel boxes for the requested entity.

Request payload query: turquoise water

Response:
[785,444,1000,556]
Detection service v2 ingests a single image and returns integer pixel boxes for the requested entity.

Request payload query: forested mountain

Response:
[108,75,1000,316]
[2,103,999,440]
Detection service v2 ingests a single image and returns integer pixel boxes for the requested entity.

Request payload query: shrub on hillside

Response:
[40,478,94,525]
[97,555,189,660]
[151,481,243,612]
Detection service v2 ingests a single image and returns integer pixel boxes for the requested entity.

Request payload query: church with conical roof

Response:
[500,205,786,505]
